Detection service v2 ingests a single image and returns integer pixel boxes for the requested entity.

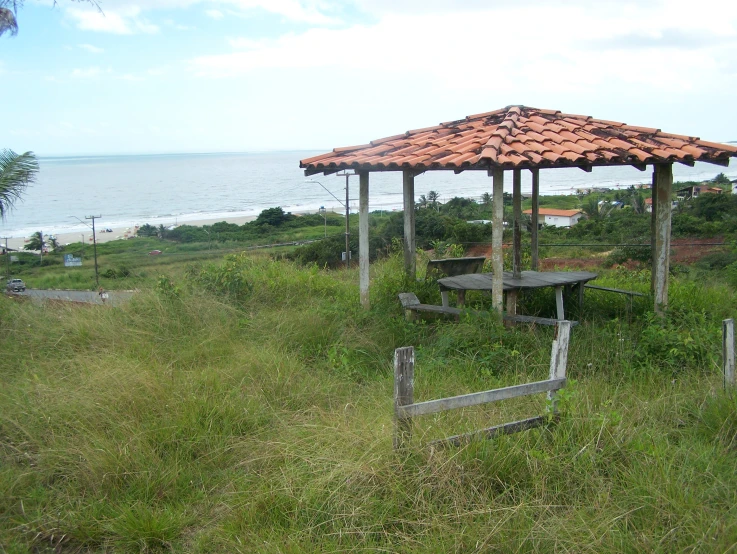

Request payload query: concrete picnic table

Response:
[437,270,598,321]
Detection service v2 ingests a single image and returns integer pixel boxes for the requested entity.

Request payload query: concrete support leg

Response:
[491,168,504,314]
[531,168,539,271]
[402,169,416,280]
[653,164,672,314]
[359,171,370,310]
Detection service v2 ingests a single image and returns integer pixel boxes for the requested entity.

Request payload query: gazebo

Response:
[301,105,737,313]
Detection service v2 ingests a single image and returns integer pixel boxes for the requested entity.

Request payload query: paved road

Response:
[10,289,135,306]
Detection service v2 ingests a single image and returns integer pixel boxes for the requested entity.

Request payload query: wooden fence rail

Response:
[394,320,572,449]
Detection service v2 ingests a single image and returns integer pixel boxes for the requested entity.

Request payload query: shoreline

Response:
[3,214,268,252]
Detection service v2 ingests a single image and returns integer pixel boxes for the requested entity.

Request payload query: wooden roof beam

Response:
[700,157,731,167]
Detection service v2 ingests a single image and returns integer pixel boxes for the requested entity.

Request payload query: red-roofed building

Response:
[523,208,583,228]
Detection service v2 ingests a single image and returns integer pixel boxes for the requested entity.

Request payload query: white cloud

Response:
[206,9,224,19]
[78,43,104,53]
[66,6,159,34]
[71,66,113,78]
[189,1,737,102]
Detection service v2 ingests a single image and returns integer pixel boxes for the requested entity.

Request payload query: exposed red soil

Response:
[465,237,727,270]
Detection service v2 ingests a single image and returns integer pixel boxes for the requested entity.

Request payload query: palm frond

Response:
[0,149,38,219]
[0,7,18,37]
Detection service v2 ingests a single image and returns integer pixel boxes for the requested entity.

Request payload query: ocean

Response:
[0,150,733,238]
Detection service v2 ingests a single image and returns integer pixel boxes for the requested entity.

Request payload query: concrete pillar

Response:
[491,167,504,313]
[402,169,416,280]
[531,168,540,271]
[359,171,370,310]
[653,163,672,314]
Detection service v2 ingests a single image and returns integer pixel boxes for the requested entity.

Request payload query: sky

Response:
[1,0,737,156]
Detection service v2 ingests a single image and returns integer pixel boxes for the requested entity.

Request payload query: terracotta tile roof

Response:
[523,208,582,217]
[301,105,737,176]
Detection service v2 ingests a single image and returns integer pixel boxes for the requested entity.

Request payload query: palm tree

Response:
[0,5,18,36]
[1,1,101,37]
[0,149,38,220]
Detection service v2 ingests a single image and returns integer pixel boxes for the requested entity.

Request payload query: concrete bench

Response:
[398,293,577,327]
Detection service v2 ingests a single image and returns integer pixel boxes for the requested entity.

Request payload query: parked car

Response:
[148,250,162,255]
[6,278,26,292]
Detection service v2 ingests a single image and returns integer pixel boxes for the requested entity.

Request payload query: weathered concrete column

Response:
[402,169,416,280]
[491,167,504,313]
[650,169,657,294]
[359,171,370,310]
[653,163,672,314]
[512,168,522,278]
[531,168,540,271]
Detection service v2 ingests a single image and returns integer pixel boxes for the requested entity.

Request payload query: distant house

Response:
[523,208,584,228]
[677,185,723,200]
[645,197,652,213]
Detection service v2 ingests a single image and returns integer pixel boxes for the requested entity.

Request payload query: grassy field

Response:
[2,250,737,552]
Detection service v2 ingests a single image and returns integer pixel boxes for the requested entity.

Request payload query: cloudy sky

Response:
[2,0,737,155]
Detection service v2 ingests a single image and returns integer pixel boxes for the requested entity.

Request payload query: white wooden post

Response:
[403,169,416,280]
[724,319,735,389]
[512,168,522,278]
[548,321,571,414]
[491,167,504,314]
[359,171,370,310]
[394,346,415,449]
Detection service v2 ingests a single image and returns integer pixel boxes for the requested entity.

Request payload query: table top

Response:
[438,270,598,292]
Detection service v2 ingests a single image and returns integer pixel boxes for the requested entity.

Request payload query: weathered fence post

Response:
[548,321,571,414]
[394,346,415,450]
[723,319,735,389]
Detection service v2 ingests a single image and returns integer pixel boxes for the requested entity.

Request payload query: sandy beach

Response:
[4,214,261,252]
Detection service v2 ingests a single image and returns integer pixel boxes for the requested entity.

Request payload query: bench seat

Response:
[398,293,578,326]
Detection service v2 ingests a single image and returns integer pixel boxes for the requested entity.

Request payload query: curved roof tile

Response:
[301,105,737,175]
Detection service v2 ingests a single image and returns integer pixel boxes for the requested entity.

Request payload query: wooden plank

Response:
[654,163,672,313]
[431,416,548,447]
[584,284,646,297]
[407,303,462,316]
[403,169,416,279]
[492,167,504,313]
[398,292,420,308]
[359,171,370,310]
[504,314,577,326]
[394,346,414,449]
[531,168,539,271]
[724,318,735,389]
[398,378,566,418]
[548,321,571,414]
[513,168,522,279]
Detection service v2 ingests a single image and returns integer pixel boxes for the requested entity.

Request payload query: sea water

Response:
[0,150,732,238]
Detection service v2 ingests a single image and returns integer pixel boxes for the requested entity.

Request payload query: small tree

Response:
[24,231,44,251]
[255,207,292,226]
[713,173,731,185]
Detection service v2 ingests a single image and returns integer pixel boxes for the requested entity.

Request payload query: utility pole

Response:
[336,171,356,270]
[39,231,43,266]
[1,237,9,279]
[86,215,101,286]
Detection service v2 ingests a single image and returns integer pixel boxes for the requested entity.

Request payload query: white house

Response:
[523,208,584,228]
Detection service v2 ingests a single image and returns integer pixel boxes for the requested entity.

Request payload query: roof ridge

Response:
[479,106,524,163]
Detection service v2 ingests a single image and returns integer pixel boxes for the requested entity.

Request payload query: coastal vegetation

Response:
[0,148,38,220]
[3,242,737,551]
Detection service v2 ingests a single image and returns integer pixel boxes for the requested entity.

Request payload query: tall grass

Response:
[2,253,737,552]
